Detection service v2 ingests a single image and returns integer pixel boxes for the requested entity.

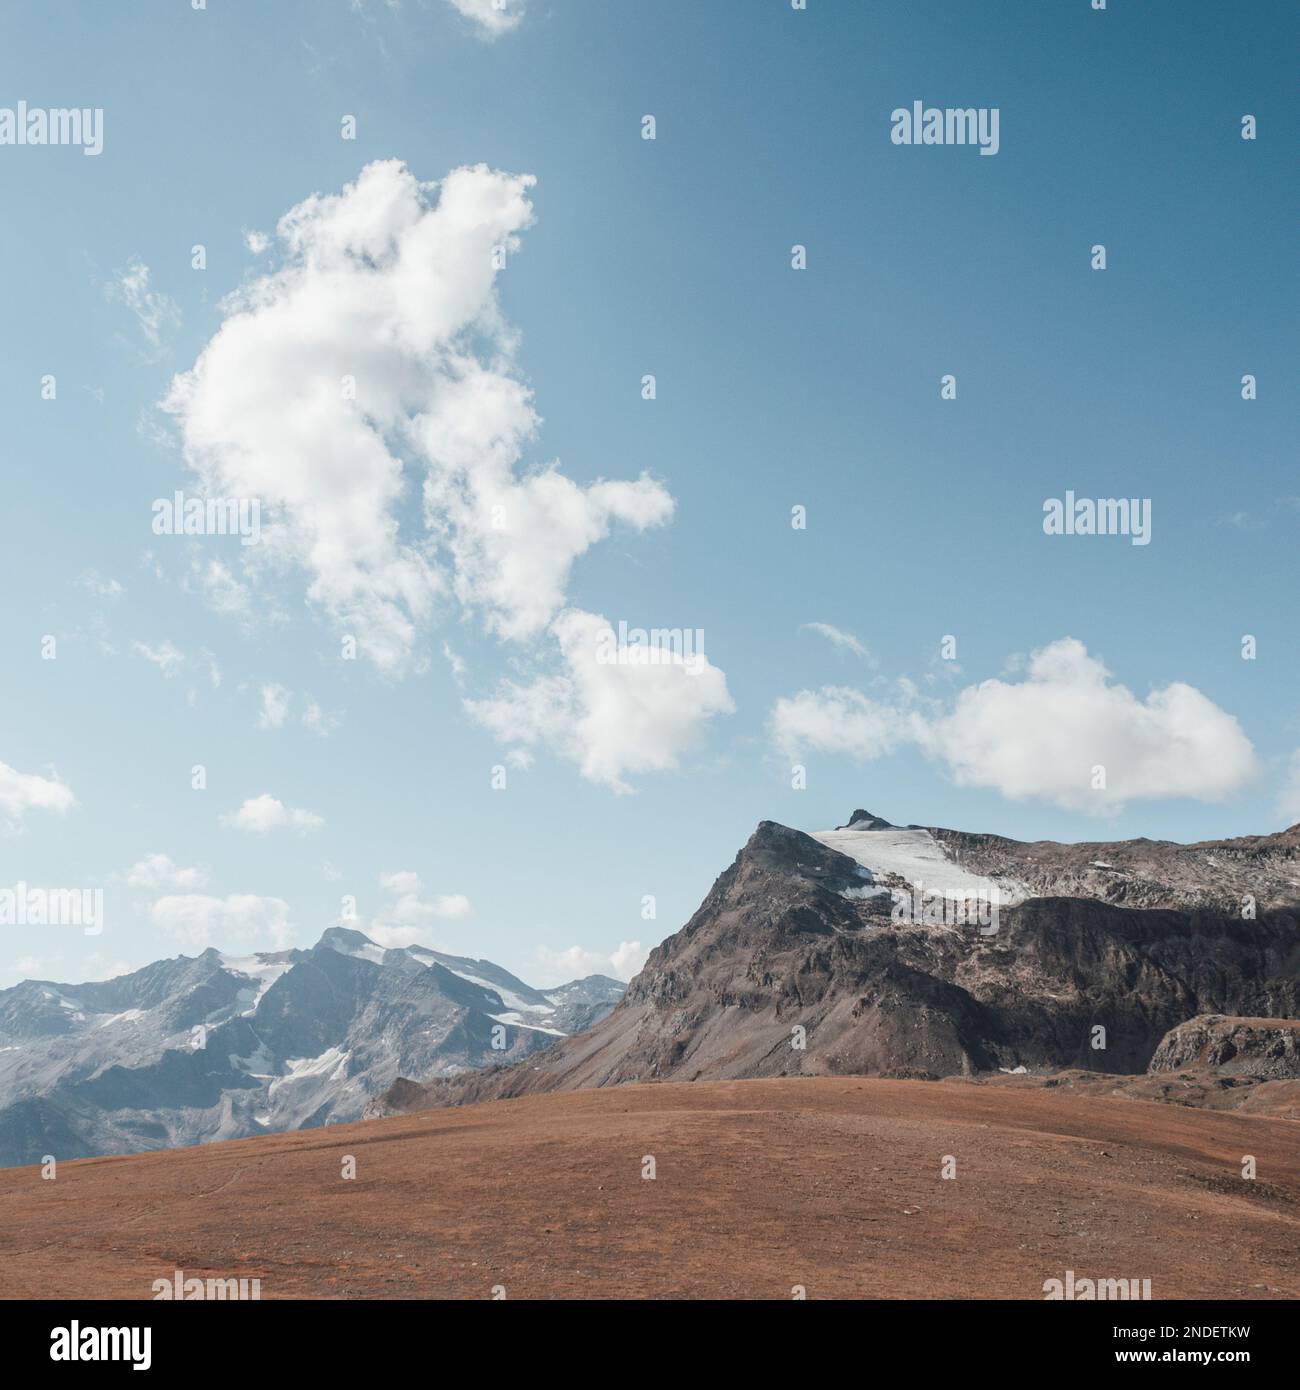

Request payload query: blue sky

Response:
[1,0,1296,988]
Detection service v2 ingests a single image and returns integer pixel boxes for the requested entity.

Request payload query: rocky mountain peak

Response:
[836,809,895,831]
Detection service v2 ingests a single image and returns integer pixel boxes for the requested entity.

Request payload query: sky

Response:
[0,0,1296,990]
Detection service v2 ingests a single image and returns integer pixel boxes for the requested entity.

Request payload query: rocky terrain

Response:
[1149,1014,1300,1080]
[372,811,1300,1116]
[0,928,622,1168]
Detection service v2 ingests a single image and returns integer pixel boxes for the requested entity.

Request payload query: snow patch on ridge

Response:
[810,825,1030,906]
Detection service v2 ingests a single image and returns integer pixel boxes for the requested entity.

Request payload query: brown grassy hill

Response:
[1,1077,1295,1300]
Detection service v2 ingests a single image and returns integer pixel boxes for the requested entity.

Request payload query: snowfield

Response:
[810,825,1030,906]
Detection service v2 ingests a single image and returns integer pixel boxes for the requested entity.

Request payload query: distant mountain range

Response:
[375,810,1300,1114]
[0,927,623,1168]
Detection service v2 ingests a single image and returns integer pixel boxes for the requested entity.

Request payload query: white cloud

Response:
[76,570,125,601]
[0,761,76,832]
[770,685,911,764]
[163,159,729,790]
[802,622,872,661]
[108,259,180,351]
[378,869,422,896]
[367,870,471,948]
[150,893,293,949]
[164,160,677,678]
[466,608,734,793]
[610,940,650,980]
[244,229,270,255]
[120,853,208,892]
[132,639,186,679]
[301,698,341,737]
[534,939,647,985]
[257,682,292,730]
[254,683,339,736]
[187,556,256,623]
[442,642,467,685]
[1278,751,1300,827]
[446,0,523,39]
[220,794,325,834]
[770,638,1258,815]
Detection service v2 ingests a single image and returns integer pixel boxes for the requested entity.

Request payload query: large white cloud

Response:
[770,638,1258,815]
[164,160,729,790]
[466,608,735,793]
[0,761,76,832]
[165,159,673,674]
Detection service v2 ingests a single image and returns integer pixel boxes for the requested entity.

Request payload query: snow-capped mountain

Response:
[375,810,1300,1114]
[0,928,623,1168]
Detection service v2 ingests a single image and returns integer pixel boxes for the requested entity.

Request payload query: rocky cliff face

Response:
[1148,1014,1300,1080]
[372,814,1300,1115]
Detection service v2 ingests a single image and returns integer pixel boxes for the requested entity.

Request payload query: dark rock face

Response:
[376,819,1300,1115]
[1149,1015,1300,1080]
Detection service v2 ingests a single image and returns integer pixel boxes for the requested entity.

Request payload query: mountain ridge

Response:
[0,928,623,1168]
[371,810,1300,1115]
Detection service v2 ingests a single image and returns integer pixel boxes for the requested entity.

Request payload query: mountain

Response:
[0,928,622,1168]
[372,811,1300,1113]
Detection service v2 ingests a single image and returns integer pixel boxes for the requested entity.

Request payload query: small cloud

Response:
[533,940,647,985]
[76,570,125,601]
[244,229,271,255]
[0,761,76,833]
[802,622,874,662]
[301,698,341,737]
[256,684,340,736]
[257,683,292,730]
[378,869,422,896]
[366,871,472,947]
[107,259,180,352]
[118,853,208,892]
[445,0,523,40]
[442,642,467,686]
[220,794,324,835]
[132,639,186,679]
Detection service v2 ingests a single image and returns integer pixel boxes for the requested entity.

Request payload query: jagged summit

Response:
[835,809,895,831]
[316,926,374,952]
